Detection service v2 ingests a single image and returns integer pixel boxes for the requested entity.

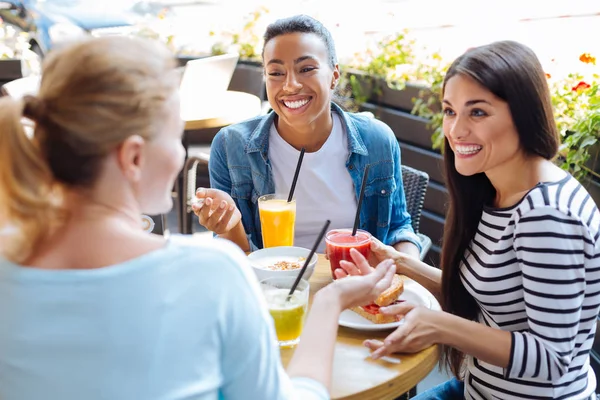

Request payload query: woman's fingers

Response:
[339,260,362,276]
[212,201,236,232]
[349,248,373,275]
[380,302,416,316]
[196,196,215,224]
[363,339,384,351]
[333,268,349,279]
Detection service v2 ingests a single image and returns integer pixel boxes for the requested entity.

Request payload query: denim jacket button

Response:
[381,189,386,195]
[349,165,354,170]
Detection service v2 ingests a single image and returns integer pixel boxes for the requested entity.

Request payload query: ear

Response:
[331,64,341,90]
[116,135,146,182]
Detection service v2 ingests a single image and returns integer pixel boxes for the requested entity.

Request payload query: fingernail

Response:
[196,188,205,195]
[220,201,226,209]
[229,204,235,211]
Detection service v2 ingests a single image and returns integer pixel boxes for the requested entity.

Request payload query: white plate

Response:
[338,279,439,331]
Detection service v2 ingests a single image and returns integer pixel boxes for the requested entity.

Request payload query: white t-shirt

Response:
[269,114,357,252]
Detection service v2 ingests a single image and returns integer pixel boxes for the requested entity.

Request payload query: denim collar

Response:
[244,102,368,157]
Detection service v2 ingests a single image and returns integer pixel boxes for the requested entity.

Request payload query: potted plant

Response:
[343,31,425,112]
[209,6,270,99]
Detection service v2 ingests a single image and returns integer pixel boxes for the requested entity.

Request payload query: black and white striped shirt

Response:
[461,175,600,399]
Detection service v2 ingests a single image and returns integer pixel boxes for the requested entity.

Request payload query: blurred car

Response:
[0,0,142,57]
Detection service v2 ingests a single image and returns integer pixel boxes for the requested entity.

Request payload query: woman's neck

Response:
[274,111,334,153]
[64,190,142,230]
[486,154,549,208]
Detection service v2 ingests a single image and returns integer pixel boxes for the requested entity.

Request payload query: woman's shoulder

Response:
[341,110,397,148]
[514,175,600,231]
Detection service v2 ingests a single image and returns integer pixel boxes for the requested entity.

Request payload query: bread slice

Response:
[350,305,399,324]
[374,274,404,306]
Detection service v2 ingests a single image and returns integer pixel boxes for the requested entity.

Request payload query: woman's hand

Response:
[333,237,402,279]
[364,302,440,358]
[370,237,404,266]
[327,248,396,310]
[193,188,242,235]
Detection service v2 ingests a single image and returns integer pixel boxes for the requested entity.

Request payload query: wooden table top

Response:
[180,90,262,130]
[279,254,440,400]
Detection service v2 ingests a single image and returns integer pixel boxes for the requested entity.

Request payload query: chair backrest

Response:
[183,154,210,214]
[401,165,429,234]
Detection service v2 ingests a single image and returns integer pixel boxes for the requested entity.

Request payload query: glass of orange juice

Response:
[261,277,309,347]
[258,194,296,248]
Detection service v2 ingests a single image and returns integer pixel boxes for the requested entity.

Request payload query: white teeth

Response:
[283,99,310,109]
[455,145,482,155]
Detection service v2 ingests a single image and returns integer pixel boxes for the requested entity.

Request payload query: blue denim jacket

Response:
[209,103,421,251]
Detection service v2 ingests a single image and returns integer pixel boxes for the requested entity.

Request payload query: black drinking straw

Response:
[287,219,331,300]
[352,164,370,236]
[287,148,305,203]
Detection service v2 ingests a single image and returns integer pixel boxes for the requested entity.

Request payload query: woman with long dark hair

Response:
[336,41,600,399]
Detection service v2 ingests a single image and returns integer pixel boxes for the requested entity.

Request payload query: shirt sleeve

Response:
[386,138,421,251]
[506,206,588,382]
[216,241,328,400]
[208,131,259,250]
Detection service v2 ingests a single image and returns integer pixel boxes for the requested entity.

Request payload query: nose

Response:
[447,114,469,141]
[283,71,302,93]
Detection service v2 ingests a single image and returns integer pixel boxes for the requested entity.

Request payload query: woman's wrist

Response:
[393,252,411,275]
[434,311,456,347]
[314,286,344,314]
[219,221,250,252]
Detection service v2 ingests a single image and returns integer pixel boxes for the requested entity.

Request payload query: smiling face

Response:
[442,74,524,177]
[263,32,340,132]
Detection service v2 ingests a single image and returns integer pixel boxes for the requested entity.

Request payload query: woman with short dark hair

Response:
[194,15,421,257]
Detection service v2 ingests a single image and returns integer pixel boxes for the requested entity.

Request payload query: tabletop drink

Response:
[325,229,372,279]
[258,194,296,248]
[261,277,309,347]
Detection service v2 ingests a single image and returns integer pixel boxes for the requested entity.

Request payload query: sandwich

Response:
[350,275,404,324]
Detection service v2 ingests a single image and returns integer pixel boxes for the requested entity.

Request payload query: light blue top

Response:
[0,236,327,400]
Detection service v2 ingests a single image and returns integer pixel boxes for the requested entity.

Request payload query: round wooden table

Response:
[180,90,262,130]
[279,254,440,400]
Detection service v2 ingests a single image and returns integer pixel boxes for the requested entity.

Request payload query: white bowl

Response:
[248,246,318,282]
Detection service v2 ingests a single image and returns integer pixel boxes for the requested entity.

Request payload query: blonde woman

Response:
[0,36,396,400]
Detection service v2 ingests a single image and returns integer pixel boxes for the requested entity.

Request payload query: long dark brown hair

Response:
[440,41,559,377]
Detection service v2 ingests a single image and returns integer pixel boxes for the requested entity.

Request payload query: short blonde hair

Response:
[0,36,179,262]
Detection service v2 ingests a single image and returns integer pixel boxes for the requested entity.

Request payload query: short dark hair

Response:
[262,14,338,68]
[439,40,559,378]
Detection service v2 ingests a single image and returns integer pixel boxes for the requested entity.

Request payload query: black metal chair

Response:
[401,165,433,260]
[180,148,211,234]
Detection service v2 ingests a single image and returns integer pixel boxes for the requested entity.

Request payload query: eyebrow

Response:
[266,55,319,66]
[442,99,492,107]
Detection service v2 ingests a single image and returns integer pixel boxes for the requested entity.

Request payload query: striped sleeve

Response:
[507,206,587,382]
